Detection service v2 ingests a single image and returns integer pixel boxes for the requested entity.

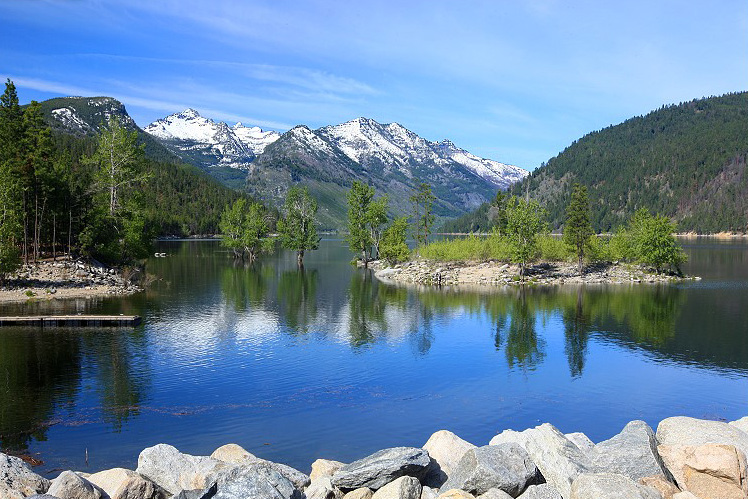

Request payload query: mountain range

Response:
[39,97,527,229]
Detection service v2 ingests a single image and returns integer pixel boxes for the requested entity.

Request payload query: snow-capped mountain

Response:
[250,117,528,228]
[144,109,280,170]
[317,117,526,189]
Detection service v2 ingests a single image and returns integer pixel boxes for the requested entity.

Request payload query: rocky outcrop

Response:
[440,444,541,497]
[331,447,431,491]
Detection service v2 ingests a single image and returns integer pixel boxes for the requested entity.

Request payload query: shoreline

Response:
[3,415,746,498]
[0,260,142,303]
[370,259,698,288]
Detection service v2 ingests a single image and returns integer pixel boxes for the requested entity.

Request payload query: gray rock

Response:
[728,416,748,435]
[565,433,594,453]
[0,453,50,496]
[569,473,661,499]
[136,444,227,494]
[25,496,61,499]
[657,416,748,458]
[371,476,421,499]
[212,464,300,499]
[422,430,476,487]
[332,447,431,491]
[516,484,561,499]
[441,443,541,497]
[47,471,102,499]
[172,482,218,499]
[305,477,344,499]
[588,420,672,481]
[490,424,591,498]
[477,488,513,499]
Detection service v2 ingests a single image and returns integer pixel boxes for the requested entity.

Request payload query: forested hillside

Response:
[505,92,748,233]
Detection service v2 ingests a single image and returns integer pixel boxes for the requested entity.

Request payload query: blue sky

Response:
[2,0,746,170]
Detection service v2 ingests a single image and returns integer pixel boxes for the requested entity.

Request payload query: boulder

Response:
[441,443,541,497]
[569,473,661,499]
[489,423,591,498]
[371,476,421,499]
[25,495,61,499]
[311,460,347,481]
[638,475,680,499]
[306,477,344,499]
[210,444,257,464]
[422,431,476,486]
[588,420,672,481]
[564,433,594,453]
[343,488,374,499]
[172,483,218,499]
[435,490,474,498]
[47,471,102,499]
[0,453,50,496]
[87,468,167,499]
[209,446,309,490]
[476,487,512,498]
[136,444,226,495]
[212,464,300,499]
[656,416,748,458]
[1,486,26,499]
[657,443,747,499]
[516,484,561,498]
[729,417,748,435]
[419,486,438,499]
[331,447,431,491]
[671,493,698,499]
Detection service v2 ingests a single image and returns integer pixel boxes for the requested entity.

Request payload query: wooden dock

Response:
[0,315,142,327]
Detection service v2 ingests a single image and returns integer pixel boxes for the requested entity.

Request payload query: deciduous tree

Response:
[278,185,320,267]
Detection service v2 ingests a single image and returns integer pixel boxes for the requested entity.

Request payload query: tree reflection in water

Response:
[277,268,318,335]
[562,287,591,378]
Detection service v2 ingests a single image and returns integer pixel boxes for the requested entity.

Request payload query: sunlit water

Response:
[0,238,746,476]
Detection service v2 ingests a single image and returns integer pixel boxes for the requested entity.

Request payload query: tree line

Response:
[0,78,248,278]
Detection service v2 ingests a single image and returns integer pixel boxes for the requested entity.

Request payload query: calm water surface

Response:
[0,238,746,476]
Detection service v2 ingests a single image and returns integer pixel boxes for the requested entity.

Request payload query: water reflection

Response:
[0,331,81,449]
[1,239,745,472]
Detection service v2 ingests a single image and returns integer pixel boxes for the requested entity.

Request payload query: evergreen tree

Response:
[489,191,509,234]
[505,196,545,280]
[411,182,435,246]
[563,184,594,274]
[0,80,22,277]
[278,185,320,267]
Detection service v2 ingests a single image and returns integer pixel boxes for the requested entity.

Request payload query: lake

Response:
[0,238,746,477]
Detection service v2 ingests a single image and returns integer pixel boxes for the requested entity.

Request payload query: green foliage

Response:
[378,217,410,264]
[411,182,435,245]
[537,235,570,262]
[609,208,686,273]
[219,199,273,261]
[277,185,320,266]
[346,181,390,264]
[505,197,546,278]
[563,184,594,273]
[511,92,748,233]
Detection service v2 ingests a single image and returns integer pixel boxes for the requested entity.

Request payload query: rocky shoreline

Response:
[3,415,747,499]
[369,260,699,288]
[0,261,142,303]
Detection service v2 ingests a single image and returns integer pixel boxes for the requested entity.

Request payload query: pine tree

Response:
[278,185,320,267]
[563,184,594,274]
